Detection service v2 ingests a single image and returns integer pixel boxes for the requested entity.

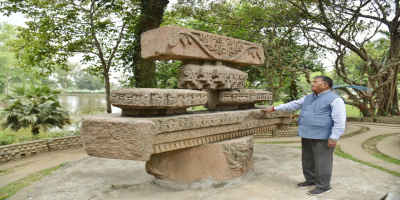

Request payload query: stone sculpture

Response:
[80,25,292,188]
[141,25,264,66]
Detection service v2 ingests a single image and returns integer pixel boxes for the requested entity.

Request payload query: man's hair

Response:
[314,76,333,88]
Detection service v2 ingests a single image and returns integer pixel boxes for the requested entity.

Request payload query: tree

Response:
[122,0,169,88]
[0,0,140,113]
[55,63,78,90]
[0,21,17,94]
[1,85,71,135]
[76,71,104,91]
[288,0,400,116]
[156,60,180,89]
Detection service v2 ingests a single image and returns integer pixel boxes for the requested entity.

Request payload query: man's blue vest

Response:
[297,90,340,139]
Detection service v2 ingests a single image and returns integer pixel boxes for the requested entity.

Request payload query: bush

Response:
[0,130,16,145]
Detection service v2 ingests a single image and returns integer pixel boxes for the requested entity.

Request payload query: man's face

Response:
[311,78,329,94]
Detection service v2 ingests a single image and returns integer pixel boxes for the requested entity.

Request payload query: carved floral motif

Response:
[222,137,254,171]
[173,28,262,61]
[141,25,264,66]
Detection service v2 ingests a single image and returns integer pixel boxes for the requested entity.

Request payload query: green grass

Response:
[362,134,400,165]
[340,126,369,139]
[0,169,15,176]
[334,145,400,177]
[0,163,67,200]
[191,106,207,111]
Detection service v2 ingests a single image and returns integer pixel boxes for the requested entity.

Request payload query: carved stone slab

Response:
[177,60,248,90]
[80,106,291,161]
[146,136,254,183]
[141,25,264,67]
[110,88,208,116]
[206,89,272,110]
[219,89,272,104]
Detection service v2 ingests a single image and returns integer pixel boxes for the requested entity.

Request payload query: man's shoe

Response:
[307,188,331,196]
[296,181,315,188]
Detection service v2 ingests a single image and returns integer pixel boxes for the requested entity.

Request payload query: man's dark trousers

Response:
[301,138,335,190]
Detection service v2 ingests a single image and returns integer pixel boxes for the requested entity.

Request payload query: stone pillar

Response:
[145,135,254,187]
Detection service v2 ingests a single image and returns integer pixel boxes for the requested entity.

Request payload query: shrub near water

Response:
[0,130,15,145]
[1,84,71,136]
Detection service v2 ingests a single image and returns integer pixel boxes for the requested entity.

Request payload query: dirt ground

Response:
[0,147,88,189]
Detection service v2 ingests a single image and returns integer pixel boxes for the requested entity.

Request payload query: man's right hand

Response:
[261,107,274,114]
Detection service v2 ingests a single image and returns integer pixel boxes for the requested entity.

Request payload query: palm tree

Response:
[1,84,71,135]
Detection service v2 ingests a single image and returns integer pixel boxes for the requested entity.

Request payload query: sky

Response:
[0,12,27,27]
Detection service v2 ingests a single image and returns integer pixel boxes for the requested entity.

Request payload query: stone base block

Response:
[145,135,254,183]
[80,114,156,161]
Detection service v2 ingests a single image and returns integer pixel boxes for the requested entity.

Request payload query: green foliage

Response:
[0,22,17,94]
[0,130,15,145]
[76,71,104,91]
[156,60,181,89]
[1,84,71,135]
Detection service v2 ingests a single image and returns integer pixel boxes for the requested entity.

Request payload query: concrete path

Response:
[340,122,400,173]
[1,122,400,199]
[377,133,400,161]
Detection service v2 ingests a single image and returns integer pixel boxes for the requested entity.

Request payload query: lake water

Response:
[56,94,121,131]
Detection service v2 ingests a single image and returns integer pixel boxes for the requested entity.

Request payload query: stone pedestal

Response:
[145,136,254,184]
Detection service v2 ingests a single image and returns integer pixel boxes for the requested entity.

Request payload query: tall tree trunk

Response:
[132,0,169,88]
[378,26,400,116]
[104,73,112,113]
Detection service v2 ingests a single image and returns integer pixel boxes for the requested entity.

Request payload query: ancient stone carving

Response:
[145,136,254,183]
[222,136,253,171]
[110,88,208,116]
[177,60,248,90]
[141,25,264,67]
[152,111,245,133]
[80,108,292,160]
[205,89,272,111]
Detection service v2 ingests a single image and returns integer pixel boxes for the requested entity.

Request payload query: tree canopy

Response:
[0,0,141,113]
[288,0,400,116]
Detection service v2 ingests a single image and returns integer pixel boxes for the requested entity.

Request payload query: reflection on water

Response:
[55,94,121,131]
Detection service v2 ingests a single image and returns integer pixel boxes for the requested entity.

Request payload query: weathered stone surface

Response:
[145,136,254,182]
[110,88,208,116]
[80,114,156,161]
[177,60,248,90]
[141,25,264,67]
[80,107,292,161]
[206,89,272,111]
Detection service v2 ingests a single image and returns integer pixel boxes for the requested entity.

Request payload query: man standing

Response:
[261,76,346,196]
